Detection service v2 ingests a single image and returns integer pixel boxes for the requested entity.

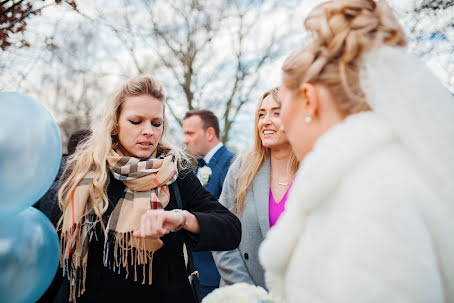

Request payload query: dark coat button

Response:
[244,253,249,260]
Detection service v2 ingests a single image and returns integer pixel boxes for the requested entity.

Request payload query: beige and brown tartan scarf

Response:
[60,150,178,301]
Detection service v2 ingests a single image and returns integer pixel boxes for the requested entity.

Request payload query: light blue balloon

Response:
[0,207,60,303]
[0,92,62,220]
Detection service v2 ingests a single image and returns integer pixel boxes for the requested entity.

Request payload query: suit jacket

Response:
[212,155,270,289]
[193,145,235,287]
[201,145,236,199]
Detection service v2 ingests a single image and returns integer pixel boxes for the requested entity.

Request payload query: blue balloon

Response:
[0,207,60,303]
[0,92,62,220]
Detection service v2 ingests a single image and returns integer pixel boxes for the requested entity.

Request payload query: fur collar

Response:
[259,112,396,300]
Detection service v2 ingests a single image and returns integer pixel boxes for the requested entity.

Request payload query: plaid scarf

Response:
[60,150,178,301]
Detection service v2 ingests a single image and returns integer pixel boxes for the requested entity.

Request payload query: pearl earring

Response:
[305,116,312,123]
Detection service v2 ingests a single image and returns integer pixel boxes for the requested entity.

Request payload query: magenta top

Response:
[269,183,292,228]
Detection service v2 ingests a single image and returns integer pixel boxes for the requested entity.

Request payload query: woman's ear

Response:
[300,83,320,119]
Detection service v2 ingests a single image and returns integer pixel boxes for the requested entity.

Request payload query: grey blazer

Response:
[212,155,270,289]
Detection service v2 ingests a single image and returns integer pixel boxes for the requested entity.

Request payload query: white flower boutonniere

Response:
[199,165,212,186]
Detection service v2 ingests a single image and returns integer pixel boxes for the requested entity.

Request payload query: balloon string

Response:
[69,189,76,256]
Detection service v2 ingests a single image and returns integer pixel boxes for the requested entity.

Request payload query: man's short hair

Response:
[184,110,220,139]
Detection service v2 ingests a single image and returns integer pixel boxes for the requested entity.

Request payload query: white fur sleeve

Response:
[283,176,445,303]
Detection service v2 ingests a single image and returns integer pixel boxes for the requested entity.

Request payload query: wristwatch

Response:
[170,209,186,232]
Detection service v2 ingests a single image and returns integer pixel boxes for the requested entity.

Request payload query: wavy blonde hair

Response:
[232,88,299,215]
[57,76,190,230]
[282,0,406,114]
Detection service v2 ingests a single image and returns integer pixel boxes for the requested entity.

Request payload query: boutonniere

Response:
[199,165,212,185]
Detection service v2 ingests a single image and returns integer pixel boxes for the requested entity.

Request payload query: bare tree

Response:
[0,0,76,50]
[92,0,298,144]
[415,0,454,11]
[1,0,300,150]
[32,20,108,151]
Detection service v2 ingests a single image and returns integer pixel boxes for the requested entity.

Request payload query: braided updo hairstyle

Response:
[283,0,406,115]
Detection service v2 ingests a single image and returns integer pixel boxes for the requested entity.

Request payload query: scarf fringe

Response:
[60,228,87,302]
[103,231,155,285]
[61,226,157,302]
[60,216,98,302]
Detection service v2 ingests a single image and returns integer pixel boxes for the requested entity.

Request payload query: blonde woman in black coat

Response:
[52,76,240,303]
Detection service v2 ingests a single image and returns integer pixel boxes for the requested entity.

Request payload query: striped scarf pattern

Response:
[60,150,178,301]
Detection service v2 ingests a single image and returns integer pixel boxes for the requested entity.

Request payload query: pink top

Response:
[269,183,292,228]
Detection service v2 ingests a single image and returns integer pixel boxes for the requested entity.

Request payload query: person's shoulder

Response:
[176,167,197,183]
[224,146,235,161]
[174,168,204,199]
[334,142,433,211]
[212,145,235,168]
[225,152,248,175]
[216,145,234,159]
[349,143,419,187]
[223,152,236,168]
[224,145,235,157]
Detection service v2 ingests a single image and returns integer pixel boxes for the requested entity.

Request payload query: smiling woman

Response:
[212,88,299,290]
[49,76,241,303]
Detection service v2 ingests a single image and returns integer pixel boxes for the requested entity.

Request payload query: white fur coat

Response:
[259,112,454,303]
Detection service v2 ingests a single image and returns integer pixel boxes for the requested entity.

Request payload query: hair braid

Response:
[283,0,406,115]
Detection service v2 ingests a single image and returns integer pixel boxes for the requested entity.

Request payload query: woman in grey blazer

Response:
[212,88,298,288]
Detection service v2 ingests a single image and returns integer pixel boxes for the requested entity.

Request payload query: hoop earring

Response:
[305,116,312,124]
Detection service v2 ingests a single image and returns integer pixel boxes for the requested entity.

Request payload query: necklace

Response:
[272,175,290,186]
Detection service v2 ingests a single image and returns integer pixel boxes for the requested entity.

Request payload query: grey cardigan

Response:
[212,155,270,289]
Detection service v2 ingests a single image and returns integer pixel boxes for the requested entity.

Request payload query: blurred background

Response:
[1,0,452,153]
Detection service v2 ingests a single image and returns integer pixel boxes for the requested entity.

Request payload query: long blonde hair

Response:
[282,0,406,114]
[232,88,299,215]
[57,76,190,229]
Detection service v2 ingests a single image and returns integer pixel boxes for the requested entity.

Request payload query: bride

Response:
[259,0,454,302]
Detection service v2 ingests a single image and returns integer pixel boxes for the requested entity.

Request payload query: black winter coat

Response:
[52,170,241,303]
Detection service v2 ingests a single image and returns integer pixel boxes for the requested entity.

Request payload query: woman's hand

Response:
[133,209,182,239]
[133,209,200,239]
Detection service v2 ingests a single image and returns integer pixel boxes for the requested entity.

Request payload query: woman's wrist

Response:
[170,209,186,232]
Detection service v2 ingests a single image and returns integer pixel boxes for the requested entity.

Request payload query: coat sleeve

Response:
[178,169,241,252]
[212,156,255,286]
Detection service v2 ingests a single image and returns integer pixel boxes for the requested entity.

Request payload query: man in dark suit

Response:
[183,110,235,300]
